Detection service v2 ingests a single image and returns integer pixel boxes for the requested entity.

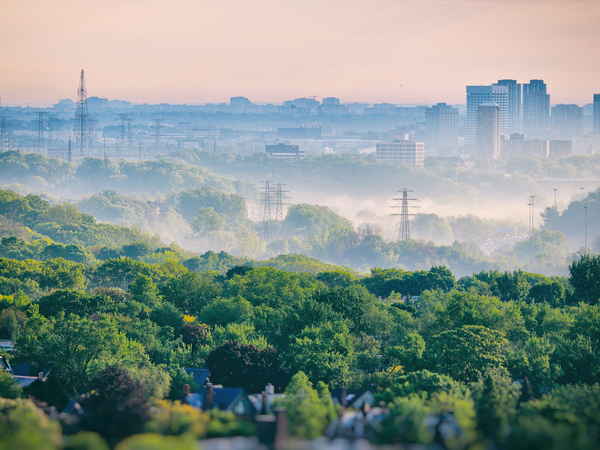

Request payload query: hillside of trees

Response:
[3,152,600,448]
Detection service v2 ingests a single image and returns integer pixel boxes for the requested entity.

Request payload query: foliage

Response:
[0,369,23,399]
[274,371,335,439]
[81,365,150,443]
[206,341,289,393]
[0,397,62,450]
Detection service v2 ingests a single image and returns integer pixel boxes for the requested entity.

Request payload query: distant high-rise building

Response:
[552,104,583,139]
[466,85,508,144]
[319,97,348,115]
[87,96,108,110]
[594,94,600,136]
[425,103,459,151]
[496,79,521,134]
[375,134,424,166]
[523,80,550,135]
[477,103,501,160]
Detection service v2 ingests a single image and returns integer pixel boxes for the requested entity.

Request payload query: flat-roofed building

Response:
[375,134,424,166]
[265,143,306,158]
[477,102,502,160]
[502,134,549,158]
[552,104,583,139]
[425,103,459,152]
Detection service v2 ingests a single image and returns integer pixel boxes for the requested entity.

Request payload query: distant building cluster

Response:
[466,79,600,160]
[2,72,600,164]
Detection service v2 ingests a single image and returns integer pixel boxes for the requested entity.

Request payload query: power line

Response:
[390,188,420,241]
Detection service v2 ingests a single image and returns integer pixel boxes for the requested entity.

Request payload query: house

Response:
[248,384,285,414]
[184,368,210,389]
[325,407,388,441]
[330,389,375,410]
[0,339,13,353]
[184,382,255,416]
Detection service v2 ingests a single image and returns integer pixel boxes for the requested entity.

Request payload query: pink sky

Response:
[1,0,599,105]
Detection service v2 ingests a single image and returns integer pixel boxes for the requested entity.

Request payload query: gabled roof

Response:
[185,386,256,414]
[0,356,12,373]
[12,376,38,388]
[330,389,375,409]
[184,368,210,391]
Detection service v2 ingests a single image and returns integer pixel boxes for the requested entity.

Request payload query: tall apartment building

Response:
[466,85,508,144]
[551,104,583,139]
[424,103,459,152]
[477,103,501,160]
[523,80,550,135]
[496,79,521,134]
[375,134,424,166]
[594,94,600,136]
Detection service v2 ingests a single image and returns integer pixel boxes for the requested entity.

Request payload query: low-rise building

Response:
[265,143,306,158]
[375,134,424,166]
[501,134,549,158]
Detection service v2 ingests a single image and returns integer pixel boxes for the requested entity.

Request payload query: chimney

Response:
[265,383,275,395]
[183,384,191,397]
[274,407,289,444]
[38,372,44,381]
[204,382,213,411]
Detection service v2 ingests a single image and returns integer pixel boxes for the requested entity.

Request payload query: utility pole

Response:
[74,69,89,156]
[554,188,557,208]
[0,116,11,151]
[68,138,72,162]
[391,188,420,241]
[584,206,588,248]
[260,181,273,242]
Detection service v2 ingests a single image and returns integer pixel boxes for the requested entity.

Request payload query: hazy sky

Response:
[1,0,599,105]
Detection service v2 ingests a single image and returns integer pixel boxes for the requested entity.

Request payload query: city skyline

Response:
[1,0,599,105]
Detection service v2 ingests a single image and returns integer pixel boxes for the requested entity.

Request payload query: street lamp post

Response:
[585,206,588,248]
[581,187,584,200]
[554,188,557,208]
[531,195,535,232]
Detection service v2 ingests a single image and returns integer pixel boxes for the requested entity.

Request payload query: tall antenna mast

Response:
[74,69,89,155]
[391,188,420,241]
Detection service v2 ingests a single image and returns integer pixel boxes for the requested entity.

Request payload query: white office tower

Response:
[466,85,509,145]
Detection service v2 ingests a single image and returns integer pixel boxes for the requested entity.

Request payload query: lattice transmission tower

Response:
[259,180,273,241]
[1,116,12,151]
[274,183,290,222]
[74,69,90,155]
[391,188,420,241]
[36,111,47,150]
